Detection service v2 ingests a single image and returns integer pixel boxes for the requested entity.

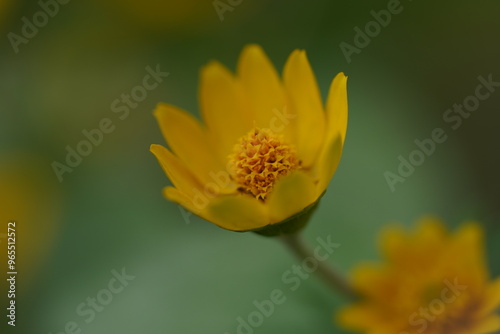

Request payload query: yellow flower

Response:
[150,44,348,233]
[337,217,500,334]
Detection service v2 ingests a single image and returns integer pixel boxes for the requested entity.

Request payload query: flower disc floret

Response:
[230,128,299,200]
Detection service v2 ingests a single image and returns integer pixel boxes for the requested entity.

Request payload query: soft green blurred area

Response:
[1,0,499,333]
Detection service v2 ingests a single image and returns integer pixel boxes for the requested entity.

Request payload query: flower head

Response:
[230,127,300,200]
[337,217,500,334]
[151,44,348,233]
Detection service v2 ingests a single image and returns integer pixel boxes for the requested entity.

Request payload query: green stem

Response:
[280,233,358,300]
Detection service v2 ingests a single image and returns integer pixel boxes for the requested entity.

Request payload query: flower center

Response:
[230,128,299,200]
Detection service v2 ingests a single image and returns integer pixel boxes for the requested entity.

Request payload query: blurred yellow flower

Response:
[337,217,500,334]
[0,153,62,297]
[151,44,348,233]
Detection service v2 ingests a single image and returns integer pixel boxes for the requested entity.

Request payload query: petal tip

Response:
[242,43,264,54]
[153,102,171,119]
[150,144,168,158]
[202,60,223,71]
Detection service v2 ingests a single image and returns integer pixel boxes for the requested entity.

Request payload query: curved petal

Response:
[199,61,253,161]
[283,50,325,167]
[325,72,348,145]
[266,170,317,224]
[206,194,269,231]
[154,103,231,191]
[237,45,290,139]
[150,144,201,197]
[163,186,203,216]
[313,74,348,194]
[315,134,343,194]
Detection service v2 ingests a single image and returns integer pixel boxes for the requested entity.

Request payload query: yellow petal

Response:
[471,314,500,334]
[283,49,325,167]
[414,216,448,242]
[448,222,487,289]
[379,225,407,261]
[380,218,447,273]
[266,170,317,224]
[199,61,252,161]
[477,277,500,316]
[313,73,347,196]
[150,144,201,197]
[163,186,219,225]
[351,263,388,298]
[237,45,288,135]
[206,194,268,231]
[315,134,343,194]
[163,186,201,215]
[451,221,484,253]
[412,217,447,259]
[154,103,229,190]
[336,304,377,330]
[336,304,397,333]
[325,72,348,144]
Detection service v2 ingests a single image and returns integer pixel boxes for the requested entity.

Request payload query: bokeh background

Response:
[1,0,499,333]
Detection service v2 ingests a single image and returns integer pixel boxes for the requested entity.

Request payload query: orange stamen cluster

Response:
[230,128,299,200]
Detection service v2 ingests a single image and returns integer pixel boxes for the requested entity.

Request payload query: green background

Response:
[1,0,499,333]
